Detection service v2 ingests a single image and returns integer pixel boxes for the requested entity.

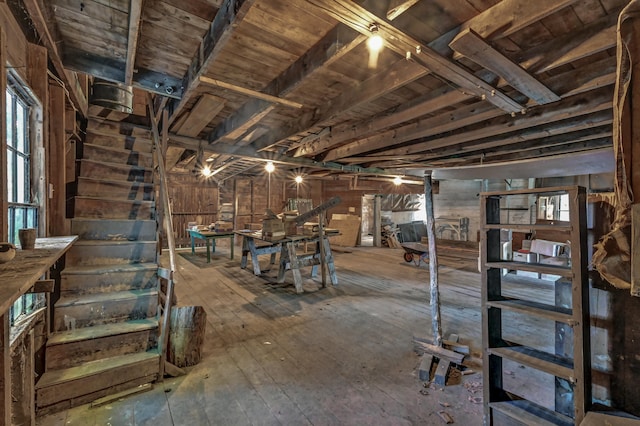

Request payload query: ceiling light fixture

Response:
[393,176,403,186]
[367,23,383,52]
[295,175,303,184]
[201,165,213,178]
[265,161,275,173]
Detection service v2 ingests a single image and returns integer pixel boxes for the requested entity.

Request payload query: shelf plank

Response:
[481,223,572,232]
[485,261,572,277]
[489,344,574,380]
[490,400,573,426]
[487,298,574,324]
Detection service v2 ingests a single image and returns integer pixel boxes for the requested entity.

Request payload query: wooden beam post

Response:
[0,28,6,242]
[48,82,67,236]
[424,174,442,347]
[373,194,381,247]
[0,313,10,425]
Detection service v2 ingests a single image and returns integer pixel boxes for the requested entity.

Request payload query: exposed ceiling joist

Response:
[124,0,144,86]
[199,76,303,109]
[168,134,395,176]
[207,24,364,144]
[23,0,88,115]
[386,0,420,20]
[167,0,258,125]
[449,29,560,105]
[306,0,525,114]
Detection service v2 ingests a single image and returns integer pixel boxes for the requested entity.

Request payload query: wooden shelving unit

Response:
[480,186,590,425]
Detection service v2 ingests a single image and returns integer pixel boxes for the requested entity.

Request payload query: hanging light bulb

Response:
[367,24,383,52]
[393,176,403,186]
[201,165,213,177]
[295,175,303,184]
[265,161,275,173]
[367,23,383,69]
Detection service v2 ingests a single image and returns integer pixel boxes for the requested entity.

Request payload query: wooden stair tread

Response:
[86,125,153,142]
[36,351,159,389]
[487,298,574,324]
[62,262,157,275]
[57,289,157,307]
[489,343,574,380]
[490,400,573,426]
[79,158,154,172]
[78,176,154,187]
[74,195,155,205]
[47,319,158,346]
[84,142,153,158]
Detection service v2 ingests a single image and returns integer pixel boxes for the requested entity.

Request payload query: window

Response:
[6,76,42,325]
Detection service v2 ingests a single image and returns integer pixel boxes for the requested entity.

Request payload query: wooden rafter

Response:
[293,0,579,159]
[321,55,616,162]
[207,24,364,144]
[124,0,144,86]
[449,29,560,105]
[168,134,395,176]
[306,0,525,114]
[167,0,258,126]
[199,77,303,109]
[250,58,428,152]
[386,0,420,20]
[23,0,88,116]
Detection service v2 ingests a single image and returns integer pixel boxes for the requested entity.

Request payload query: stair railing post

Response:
[146,94,178,380]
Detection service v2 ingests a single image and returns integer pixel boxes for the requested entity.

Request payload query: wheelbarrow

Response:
[401,242,430,266]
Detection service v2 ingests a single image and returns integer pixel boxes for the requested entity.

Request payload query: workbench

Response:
[187,229,234,263]
[235,231,280,275]
[235,231,338,293]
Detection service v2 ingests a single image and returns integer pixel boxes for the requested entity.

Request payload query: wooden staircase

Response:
[35,117,162,414]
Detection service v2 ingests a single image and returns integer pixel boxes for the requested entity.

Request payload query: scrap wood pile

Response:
[382,224,401,248]
[413,335,470,387]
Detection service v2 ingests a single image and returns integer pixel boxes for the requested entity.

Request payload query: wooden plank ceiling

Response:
[36,0,624,182]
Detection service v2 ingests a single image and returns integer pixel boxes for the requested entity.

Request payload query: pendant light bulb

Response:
[367,24,383,52]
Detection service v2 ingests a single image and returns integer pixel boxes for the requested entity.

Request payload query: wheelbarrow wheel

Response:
[403,252,414,263]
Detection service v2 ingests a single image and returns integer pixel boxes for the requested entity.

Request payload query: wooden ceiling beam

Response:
[250,58,428,152]
[167,134,395,176]
[124,0,143,86]
[306,0,525,113]
[22,0,88,116]
[414,126,613,165]
[167,0,258,125]
[293,0,579,158]
[199,76,303,109]
[322,58,615,161]
[382,101,613,159]
[386,0,420,21]
[449,29,560,105]
[207,24,364,144]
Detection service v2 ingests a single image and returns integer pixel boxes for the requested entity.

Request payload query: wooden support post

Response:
[0,29,7,242]
[373,195,382,247]
[319,211,327,287]
[424,174,442,347]
[48,82,67,235]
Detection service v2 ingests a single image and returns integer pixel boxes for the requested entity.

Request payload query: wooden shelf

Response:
[487,298,574,324]
[481,186,590,424]
[489,400,573,426]
[482,223,572,232]
[485,261,572,277]
[490,344,574,380]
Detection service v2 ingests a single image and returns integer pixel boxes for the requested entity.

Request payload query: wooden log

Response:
[168,306,207,368]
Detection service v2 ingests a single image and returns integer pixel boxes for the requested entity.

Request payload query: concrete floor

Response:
[37,242,556,425]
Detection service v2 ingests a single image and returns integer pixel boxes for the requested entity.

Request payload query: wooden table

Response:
[236,231,338,293]
[188,229,234,263]
[235,231,281,276]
